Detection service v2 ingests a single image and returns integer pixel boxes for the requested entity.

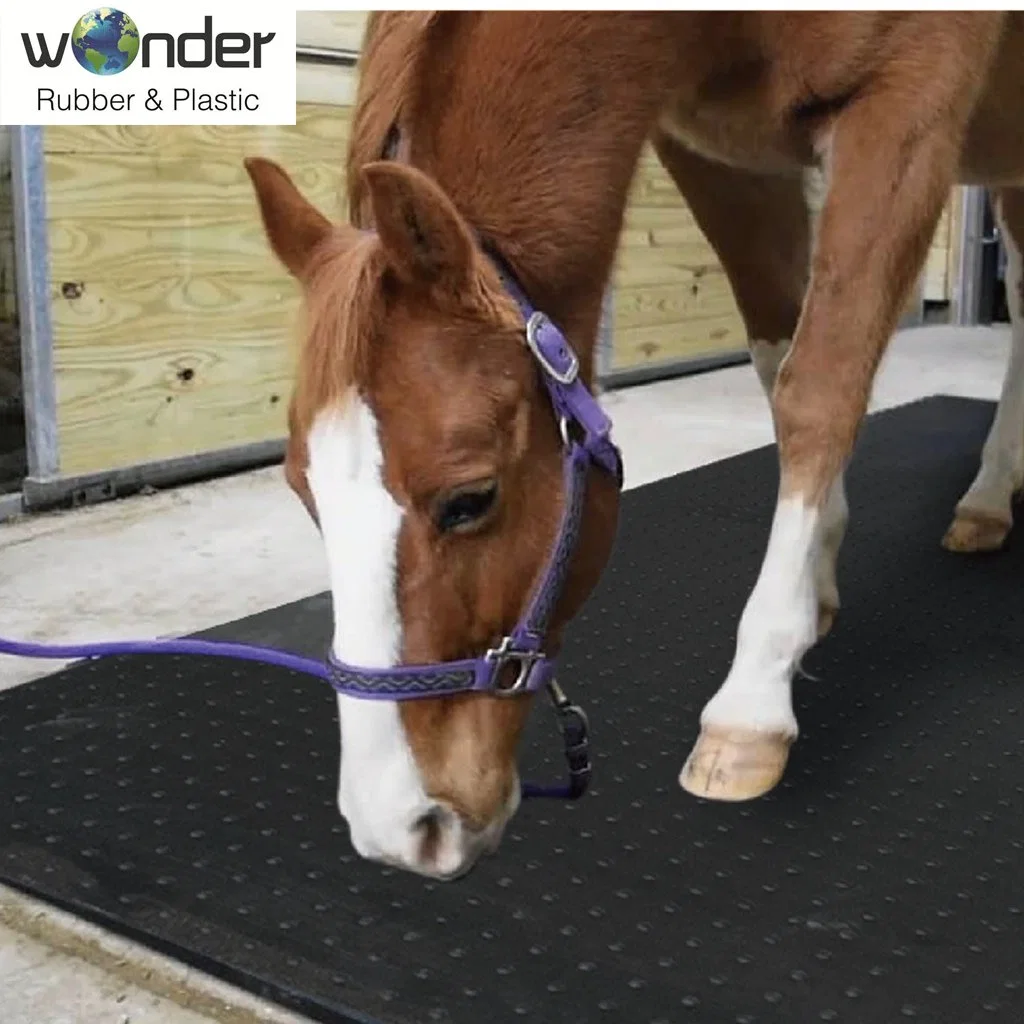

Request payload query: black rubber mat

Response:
[2,395,1023,1024]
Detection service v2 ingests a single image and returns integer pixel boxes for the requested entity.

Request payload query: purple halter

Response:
[325,259,622,702]
[0,251,623,802]
[322,247,623,798]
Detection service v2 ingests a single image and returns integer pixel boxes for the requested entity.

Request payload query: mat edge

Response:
[0,879,379,1024]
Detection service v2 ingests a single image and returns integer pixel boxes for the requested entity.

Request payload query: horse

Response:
[244,11,1024,879]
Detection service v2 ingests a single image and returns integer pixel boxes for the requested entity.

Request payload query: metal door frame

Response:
[951,185,992,327]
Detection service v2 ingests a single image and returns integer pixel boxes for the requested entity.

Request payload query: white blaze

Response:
[305,395,436,866]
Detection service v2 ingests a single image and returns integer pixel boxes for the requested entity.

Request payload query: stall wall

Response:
[608,146,746,375]
[605,152,955,378]
[36,11,372,479]
[43,68,356,478]
[922,188,962,304]
[296,10,369,50]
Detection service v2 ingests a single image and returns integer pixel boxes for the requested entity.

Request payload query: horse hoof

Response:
[679,726,792,802]
[941,509,1010,553]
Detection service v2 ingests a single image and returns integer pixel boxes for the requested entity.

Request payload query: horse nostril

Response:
[413,806,441,831]
[413,806,444,864]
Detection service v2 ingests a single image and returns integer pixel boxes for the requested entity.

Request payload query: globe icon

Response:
[71,8,140,76]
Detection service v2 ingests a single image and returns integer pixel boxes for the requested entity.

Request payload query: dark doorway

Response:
[980,190,1011,325]
[0,130,27,496]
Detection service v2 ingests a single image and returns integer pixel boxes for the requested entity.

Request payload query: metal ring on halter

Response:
[526,311,579,385]
[483,635,548,696]
[558,415,571,448]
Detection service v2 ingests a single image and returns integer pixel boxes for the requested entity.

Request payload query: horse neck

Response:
[404,13,681,383]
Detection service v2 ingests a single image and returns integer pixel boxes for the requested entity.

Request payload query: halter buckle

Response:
[484,635,547,696]
[526,311,579,385]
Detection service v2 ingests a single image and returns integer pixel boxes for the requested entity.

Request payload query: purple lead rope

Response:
[0,633,582,800]
[0,634,330,678]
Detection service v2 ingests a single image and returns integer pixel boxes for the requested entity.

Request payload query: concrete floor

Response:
[0,322,1012,1022]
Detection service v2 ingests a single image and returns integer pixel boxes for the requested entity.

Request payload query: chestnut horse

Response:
[245,12,1024,879]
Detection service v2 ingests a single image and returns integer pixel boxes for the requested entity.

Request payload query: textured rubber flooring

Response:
[1,395,1023,1024]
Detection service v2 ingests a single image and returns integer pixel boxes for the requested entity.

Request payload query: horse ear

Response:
[244,156,332,278]
[359,161,476,288]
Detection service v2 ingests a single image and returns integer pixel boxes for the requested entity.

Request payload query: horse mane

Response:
[292,11,532,433]
[345,11,446,226]
[292,229,389,426]
[343,10,660,328]
[289,10,447,425]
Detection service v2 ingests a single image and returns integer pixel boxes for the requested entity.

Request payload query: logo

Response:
[0,3,296,127]
[71,9,139,76]
[21,11,275,74]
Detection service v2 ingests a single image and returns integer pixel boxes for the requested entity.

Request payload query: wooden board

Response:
[945,187,965,310]
[296,11,369,52]
[43,85,355,477]
[608,147,746,373]
[923,192,957,303]
[607,156,957,377]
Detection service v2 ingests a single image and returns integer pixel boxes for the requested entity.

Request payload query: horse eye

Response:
[436,483,498,533]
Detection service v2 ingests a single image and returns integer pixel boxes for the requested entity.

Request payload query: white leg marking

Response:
[751,338,847,625]
[701,496,819,737]
[305,396,437,869]
[954,200,1024,525]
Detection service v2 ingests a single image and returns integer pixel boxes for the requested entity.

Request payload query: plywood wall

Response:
[922,189,962,304]
[43,86,355,478]
[943,188,964,308]
[35,16,373,479]
[296,11,370,51]
[609,147,746,374]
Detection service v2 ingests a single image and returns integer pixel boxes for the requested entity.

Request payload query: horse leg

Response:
[943,187,1024,553]
[673,55,983,801]
[651,132,846,638]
